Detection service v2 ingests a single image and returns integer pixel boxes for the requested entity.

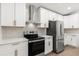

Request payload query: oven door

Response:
[28,40,44,56]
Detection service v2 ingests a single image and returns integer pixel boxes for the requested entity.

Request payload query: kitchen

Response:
[0,3,79,56]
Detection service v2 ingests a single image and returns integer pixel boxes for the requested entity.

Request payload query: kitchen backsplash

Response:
[1,25,46,40]
[2,27,25,39]
[24,23,38,34]
[37,28,46,35]
[24,23,46,35]
[64,29,79,35]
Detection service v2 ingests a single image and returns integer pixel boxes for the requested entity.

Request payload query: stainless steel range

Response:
[24,34,45,56]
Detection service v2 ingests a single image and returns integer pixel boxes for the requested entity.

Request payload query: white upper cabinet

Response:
[0,3,28,27]
[1,3,15,26]
[64,13,79,28]
[38,7,64,28]
[48,10,57,21]
[57,14,64,21]
[64,16,72,28]
[15,3,28,27]
[70,13,79,28]
[39,8,48,24]
[38,7,49,28]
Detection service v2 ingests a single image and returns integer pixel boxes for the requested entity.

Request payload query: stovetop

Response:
[24,34,44,41]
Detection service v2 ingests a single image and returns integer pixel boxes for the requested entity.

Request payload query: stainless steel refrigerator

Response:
[46,21,64,53]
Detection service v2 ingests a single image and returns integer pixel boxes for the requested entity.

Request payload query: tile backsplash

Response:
[37,28,46,35]
[2,27,24,39]
[24,23,46,35]
[64,29,79,35]
[24,23,38,34]
[1,25,46,40]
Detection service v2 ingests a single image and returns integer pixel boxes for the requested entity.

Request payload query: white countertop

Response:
[0,35,52,45]
[0,38,28,45]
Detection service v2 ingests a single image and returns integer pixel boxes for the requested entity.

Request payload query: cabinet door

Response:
[64,16,72,28]
[49,11,56,21]
[71,35,79,47]
[70,13,79,28]
[45,37,53,54]
[0,44,14,56]
[57,14,64,21]
[39,8,48,28]
[12,41,28,56]
[64,13,79,28]
[15,3,28,27]
[17,42,28,56]
[64,34,69,45]
[1,3,14,26]
[64,34,72,45]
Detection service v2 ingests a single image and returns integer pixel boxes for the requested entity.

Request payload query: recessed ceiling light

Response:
[67,7,71,10]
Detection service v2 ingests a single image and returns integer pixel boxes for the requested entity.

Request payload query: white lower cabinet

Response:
[64,34,71,45]
[0,44,14,56]
[71,35,79,47]
[12,41,28,56]
[64,34,79,47]
[45,36,53,54]
[0,41,28,56]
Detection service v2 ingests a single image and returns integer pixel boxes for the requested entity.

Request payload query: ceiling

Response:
[28,3,79,15]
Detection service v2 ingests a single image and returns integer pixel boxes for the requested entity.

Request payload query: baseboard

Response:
[64,45,77,48]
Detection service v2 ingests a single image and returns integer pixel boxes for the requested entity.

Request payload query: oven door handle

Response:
[29,39,44,43]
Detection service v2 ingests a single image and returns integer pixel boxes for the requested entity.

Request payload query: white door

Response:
[15,3,28,27]
[1,3,14,26]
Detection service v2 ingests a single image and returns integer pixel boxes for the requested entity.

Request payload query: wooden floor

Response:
[48,46,79,56]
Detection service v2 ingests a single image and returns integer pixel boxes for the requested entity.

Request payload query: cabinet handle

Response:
[14,20,16,25]
[11,42,20,45]
[48,41,50,46]
[15,49,18,56]
[53,18,54,20]
[72,25,74,28]
[71,38,72,41]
